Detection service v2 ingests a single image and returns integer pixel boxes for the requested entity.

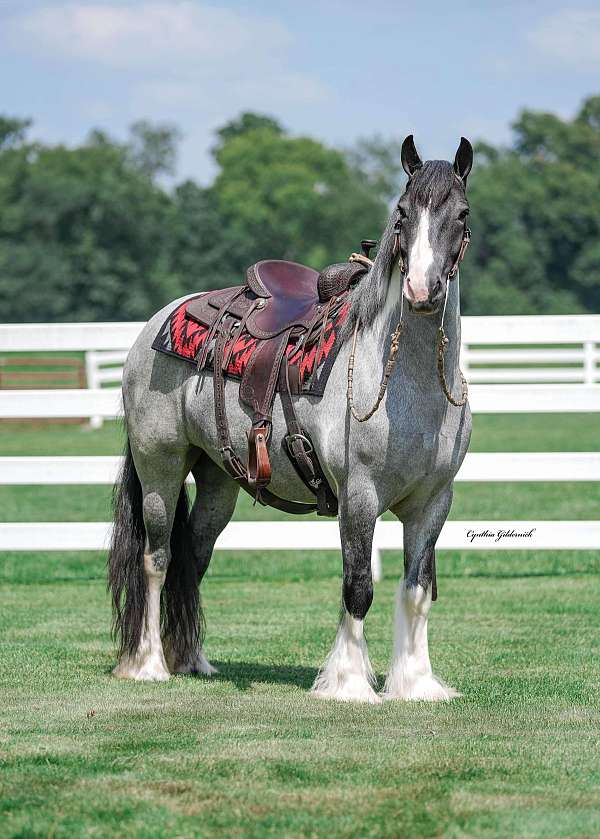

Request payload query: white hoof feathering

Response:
[312,613,381,704]
[382,582,459,702]
[112,649,171,682]
[112,562,171,681]
[166,646,219,676]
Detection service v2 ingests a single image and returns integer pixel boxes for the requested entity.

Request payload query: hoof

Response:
[112,655,171,682]
[312,675,382,705]
[170,650,219,676]
[382,673,460,702]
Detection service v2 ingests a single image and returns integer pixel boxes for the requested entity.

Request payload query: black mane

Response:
[410,160,457,210]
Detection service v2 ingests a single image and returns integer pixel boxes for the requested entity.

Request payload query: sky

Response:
[2,0,600,183]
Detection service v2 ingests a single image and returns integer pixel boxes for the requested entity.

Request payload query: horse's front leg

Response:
[383,484,459,701]
[312,483,380,704]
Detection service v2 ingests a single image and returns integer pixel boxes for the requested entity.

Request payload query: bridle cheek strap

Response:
[448,226,471,279]
[392,224,405,274]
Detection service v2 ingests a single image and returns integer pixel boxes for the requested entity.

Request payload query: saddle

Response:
[185,244,375,516]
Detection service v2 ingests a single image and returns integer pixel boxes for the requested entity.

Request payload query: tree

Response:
[127,120,181,180]
[0,128,184,321]
[209,119,387,277]
[0,101,598,323]
[0,116,31,150]
[213,112,283,150]
[347,136,405,203]
[462,95,600,314]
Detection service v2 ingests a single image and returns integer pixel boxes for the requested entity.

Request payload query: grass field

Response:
[1,416,600,837]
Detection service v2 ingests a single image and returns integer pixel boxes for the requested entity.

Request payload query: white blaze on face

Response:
[406,208,433,303]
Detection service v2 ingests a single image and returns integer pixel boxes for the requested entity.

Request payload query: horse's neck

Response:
[365,266,462,388]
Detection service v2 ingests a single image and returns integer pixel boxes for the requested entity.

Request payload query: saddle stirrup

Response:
[247,423,272,492]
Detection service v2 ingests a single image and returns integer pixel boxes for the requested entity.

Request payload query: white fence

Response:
[81,315,599,424]
[1,316,599,578]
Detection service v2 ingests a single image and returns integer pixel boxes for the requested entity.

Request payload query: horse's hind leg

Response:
[165,454,239,676]
[113,446,193,682]
[383,483,459,701]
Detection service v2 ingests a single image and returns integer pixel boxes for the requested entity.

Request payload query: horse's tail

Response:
[108,438,200,661]
[108,439,146,658]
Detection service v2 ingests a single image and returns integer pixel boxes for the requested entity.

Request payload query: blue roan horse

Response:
[108,135,474,703]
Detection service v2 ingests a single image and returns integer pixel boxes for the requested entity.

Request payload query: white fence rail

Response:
[2,521,599,553]
[1,316,599,571]
[85,315,600,391]
[2,452,600,485]
[2,383,600,419]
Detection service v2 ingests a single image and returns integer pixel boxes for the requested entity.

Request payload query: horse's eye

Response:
[398,206,408,220]
[457,209,469,221]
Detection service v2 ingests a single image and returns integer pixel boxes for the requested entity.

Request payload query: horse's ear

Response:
[401,135,423,177]
[453,137,473,183]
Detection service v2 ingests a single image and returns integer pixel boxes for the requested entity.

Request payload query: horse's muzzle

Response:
[409,298,441,316]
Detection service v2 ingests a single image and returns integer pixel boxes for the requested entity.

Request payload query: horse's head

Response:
[395,135,473,315]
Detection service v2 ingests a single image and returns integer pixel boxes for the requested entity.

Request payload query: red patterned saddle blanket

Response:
[152,293,350,397]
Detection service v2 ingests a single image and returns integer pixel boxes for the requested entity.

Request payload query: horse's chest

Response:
[379,407,471,492]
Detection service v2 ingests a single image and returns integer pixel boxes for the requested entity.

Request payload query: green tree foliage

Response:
[463,95,600,314]
[0,123,183,321]
[0,100,599,322]
[127,120,181,180]
[208,116,386,276]
[0,117,31,150]
[0,113,387,321]
[213,112,284,147]
[347,135,405,203]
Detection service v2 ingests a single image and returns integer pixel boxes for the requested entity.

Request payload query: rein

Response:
[435,273,469,407]
[347,229,471,421]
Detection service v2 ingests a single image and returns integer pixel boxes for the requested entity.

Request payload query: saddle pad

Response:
[152,294,350,397]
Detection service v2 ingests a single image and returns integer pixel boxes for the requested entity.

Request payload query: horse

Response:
[108,135,474,703]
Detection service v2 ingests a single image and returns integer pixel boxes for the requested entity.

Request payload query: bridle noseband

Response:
[392,216,471,281]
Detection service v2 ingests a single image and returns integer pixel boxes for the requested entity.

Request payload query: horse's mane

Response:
[347,160,456,331]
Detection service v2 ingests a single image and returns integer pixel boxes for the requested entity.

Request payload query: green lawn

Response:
[1,417,599,837]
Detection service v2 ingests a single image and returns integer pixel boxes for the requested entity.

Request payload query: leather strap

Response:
[214,329,246,482]
[279,362,338,517]
[308,297,334,391]
[280,363,316,488]
[196,288,244,376]
[240,328,292,416]
[448,226,471,278]
[221,298,260,372]
[392,222,470,279]
[213,323,321,515]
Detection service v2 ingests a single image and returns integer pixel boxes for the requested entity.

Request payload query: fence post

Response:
[85,351,104,429]
[460,341,470,382]
[371,537,382,583]
[583,341,596,385]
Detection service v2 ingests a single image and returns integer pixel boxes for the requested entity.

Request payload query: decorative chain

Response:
[347,318,404,422]
[436,326,469,407]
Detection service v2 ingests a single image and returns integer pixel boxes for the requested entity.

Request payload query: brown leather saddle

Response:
[185,247,374,516]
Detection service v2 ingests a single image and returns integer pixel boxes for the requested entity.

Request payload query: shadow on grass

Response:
[210,660,317,691]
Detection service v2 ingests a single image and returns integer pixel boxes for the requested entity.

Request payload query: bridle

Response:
[347,216,471,422]
[448,225,471,278]
[392,211,471,280]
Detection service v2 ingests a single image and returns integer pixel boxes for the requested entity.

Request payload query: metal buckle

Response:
[286,433,313,456]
